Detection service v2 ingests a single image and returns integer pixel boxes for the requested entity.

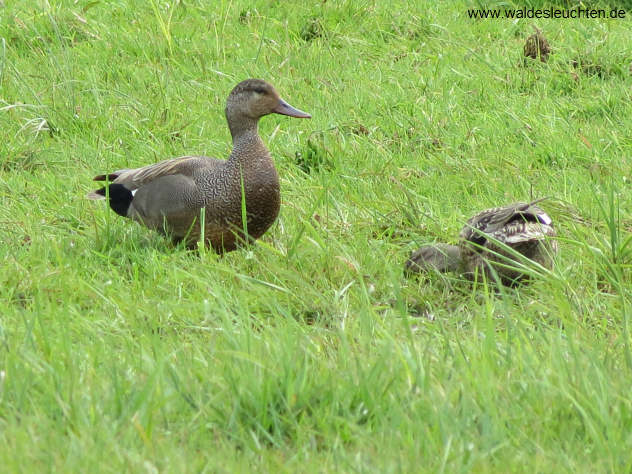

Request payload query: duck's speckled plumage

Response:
[406,201,558,285]
[88,79,310,252]
[459,201,557,284]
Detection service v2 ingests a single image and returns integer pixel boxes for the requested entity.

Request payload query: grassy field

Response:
[1,0,632,471]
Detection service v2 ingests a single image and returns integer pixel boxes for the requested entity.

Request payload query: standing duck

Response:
[88,79,310,252]
[405,201,558,285]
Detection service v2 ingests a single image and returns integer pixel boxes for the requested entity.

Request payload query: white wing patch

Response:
[502,232,543,244]
[538,213,552,225]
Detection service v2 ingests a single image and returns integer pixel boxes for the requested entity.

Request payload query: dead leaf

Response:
[579,133,592,149]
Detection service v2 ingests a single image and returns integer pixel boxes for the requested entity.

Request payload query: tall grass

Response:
[1,0,631,471]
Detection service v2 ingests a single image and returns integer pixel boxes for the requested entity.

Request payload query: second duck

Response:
[406,200,558,285]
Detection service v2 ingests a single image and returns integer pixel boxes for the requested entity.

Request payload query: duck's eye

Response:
[253,87,267,95]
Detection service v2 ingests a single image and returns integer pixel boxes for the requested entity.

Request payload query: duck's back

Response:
[459,202,557,283]
[116,156,221,244]
[126,153,279,251]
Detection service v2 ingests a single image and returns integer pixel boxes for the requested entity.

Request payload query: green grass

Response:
[1,0,632,471]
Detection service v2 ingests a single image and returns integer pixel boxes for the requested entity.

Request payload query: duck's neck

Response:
[227,115,269,165]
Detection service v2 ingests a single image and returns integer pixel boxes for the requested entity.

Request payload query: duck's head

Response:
[226,79,311,123]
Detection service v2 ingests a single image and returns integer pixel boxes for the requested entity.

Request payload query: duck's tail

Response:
[86,183,134,217]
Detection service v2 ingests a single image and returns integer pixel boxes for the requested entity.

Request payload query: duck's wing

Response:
[91,155,222,191]
[460,202,554,245]
[126,174,204,237]
[460,203,529,244]
[489,220,556,245]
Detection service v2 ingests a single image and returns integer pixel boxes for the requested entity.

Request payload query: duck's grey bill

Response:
[273,99,311,118]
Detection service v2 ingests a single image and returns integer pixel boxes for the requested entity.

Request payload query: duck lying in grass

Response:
[88,79,310,252]
[405,200,558,285]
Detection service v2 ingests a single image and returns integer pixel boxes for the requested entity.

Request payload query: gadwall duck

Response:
[406,201,558,285]
[88,79,310,252]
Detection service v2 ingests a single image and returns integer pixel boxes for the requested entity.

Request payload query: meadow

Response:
[1,0,632,471]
